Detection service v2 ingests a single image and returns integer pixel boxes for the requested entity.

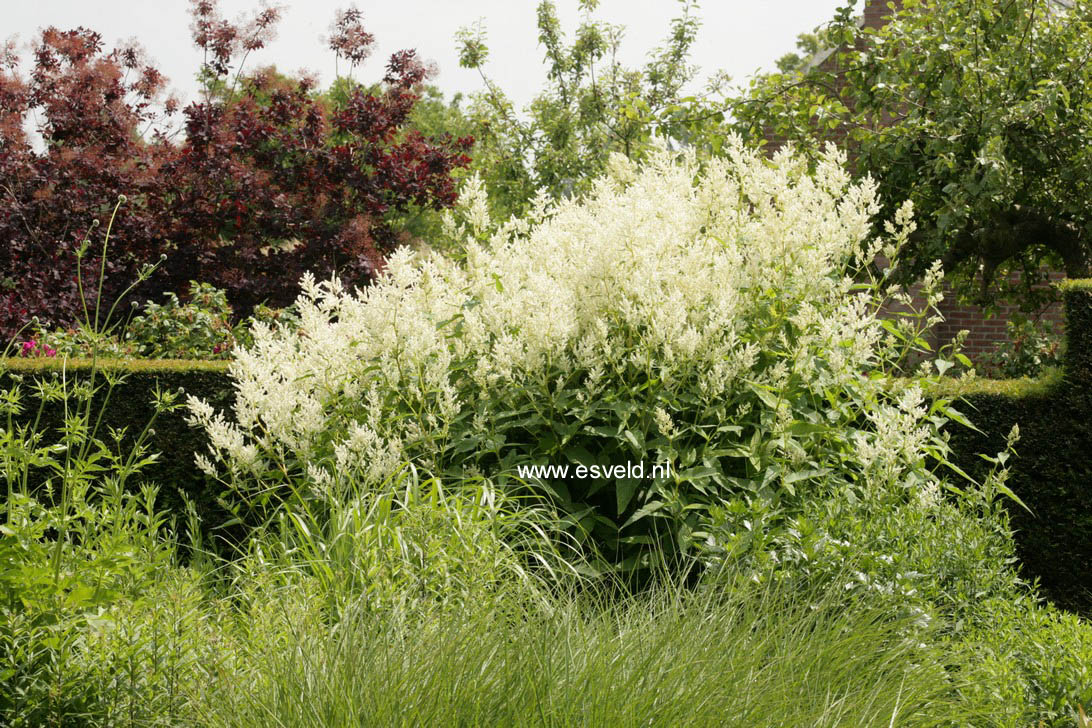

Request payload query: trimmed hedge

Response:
[933,279,1092,614]
[1,358,235,534]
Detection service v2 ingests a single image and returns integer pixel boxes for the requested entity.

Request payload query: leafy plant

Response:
[0,478,179,725]
[978,317,1064,379]
[125,281,237,359]
[17,282,304,360]
[959,594,1092,727]
[0,201,191,725]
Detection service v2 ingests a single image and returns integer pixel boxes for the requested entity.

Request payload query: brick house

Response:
[774,0,1065,361]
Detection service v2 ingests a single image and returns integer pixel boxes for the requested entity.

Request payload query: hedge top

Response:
[1058,278,1092,293]
[0,358,231,374]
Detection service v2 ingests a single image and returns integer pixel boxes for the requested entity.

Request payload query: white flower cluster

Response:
[188,138,940,498]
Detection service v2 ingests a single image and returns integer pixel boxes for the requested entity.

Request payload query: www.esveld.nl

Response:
[515,461,673,480]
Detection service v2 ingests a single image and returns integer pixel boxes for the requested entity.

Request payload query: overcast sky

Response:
[5,1,846,110]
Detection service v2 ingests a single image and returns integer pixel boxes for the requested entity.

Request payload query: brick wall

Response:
[863,0,904,29]
[934,275,1065,359]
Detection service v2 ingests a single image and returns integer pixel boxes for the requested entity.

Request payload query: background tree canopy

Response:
[732,0,1092,313]
[454,0,730,222]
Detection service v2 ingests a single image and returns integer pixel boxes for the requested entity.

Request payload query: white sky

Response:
[4,0,846,110]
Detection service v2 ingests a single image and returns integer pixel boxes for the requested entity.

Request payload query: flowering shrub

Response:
[190,140,966,573]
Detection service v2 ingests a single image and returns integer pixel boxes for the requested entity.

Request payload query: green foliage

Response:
[233,302,302,349]
[20,280,309,364]
[1062,278,1092,383]
[978,317,1064,379]
[1,359,234,533]
[961,595,1092,726]
[0,482,183,726]
[20,281,278,361]
[706,439,1026,625]
[125,282,237,359]
[0,397,228,726]
[774,24,839,74]
[734,0,1092,312]
[0,306,200,724]
[454,0,730,220]
[704,375,1092,726]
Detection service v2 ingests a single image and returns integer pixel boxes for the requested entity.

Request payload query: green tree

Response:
[733,0,1092,311]
[394,85,478,249]
[455,0,730,220]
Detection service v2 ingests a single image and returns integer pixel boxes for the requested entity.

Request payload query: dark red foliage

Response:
[0,27,174,338]
[0,1,472,338]
[189,0,281,78]
[328,7,374,70]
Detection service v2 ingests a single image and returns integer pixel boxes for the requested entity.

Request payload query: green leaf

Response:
[565,446,596,466]
[942,405,980,432]
[788,421,828,436]
[995,482,1031,514]
[677,465,719,481]
[783,467,830,485]
[451,435,482,454]
[616,476,640,515]
[621,500,665,529]
[747,381,781,410]
[585,424,619,439]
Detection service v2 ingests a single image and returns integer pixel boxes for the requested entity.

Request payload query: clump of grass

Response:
[194,567,975,728]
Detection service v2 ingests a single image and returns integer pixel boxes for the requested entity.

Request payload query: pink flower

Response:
[16,339,55,357]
